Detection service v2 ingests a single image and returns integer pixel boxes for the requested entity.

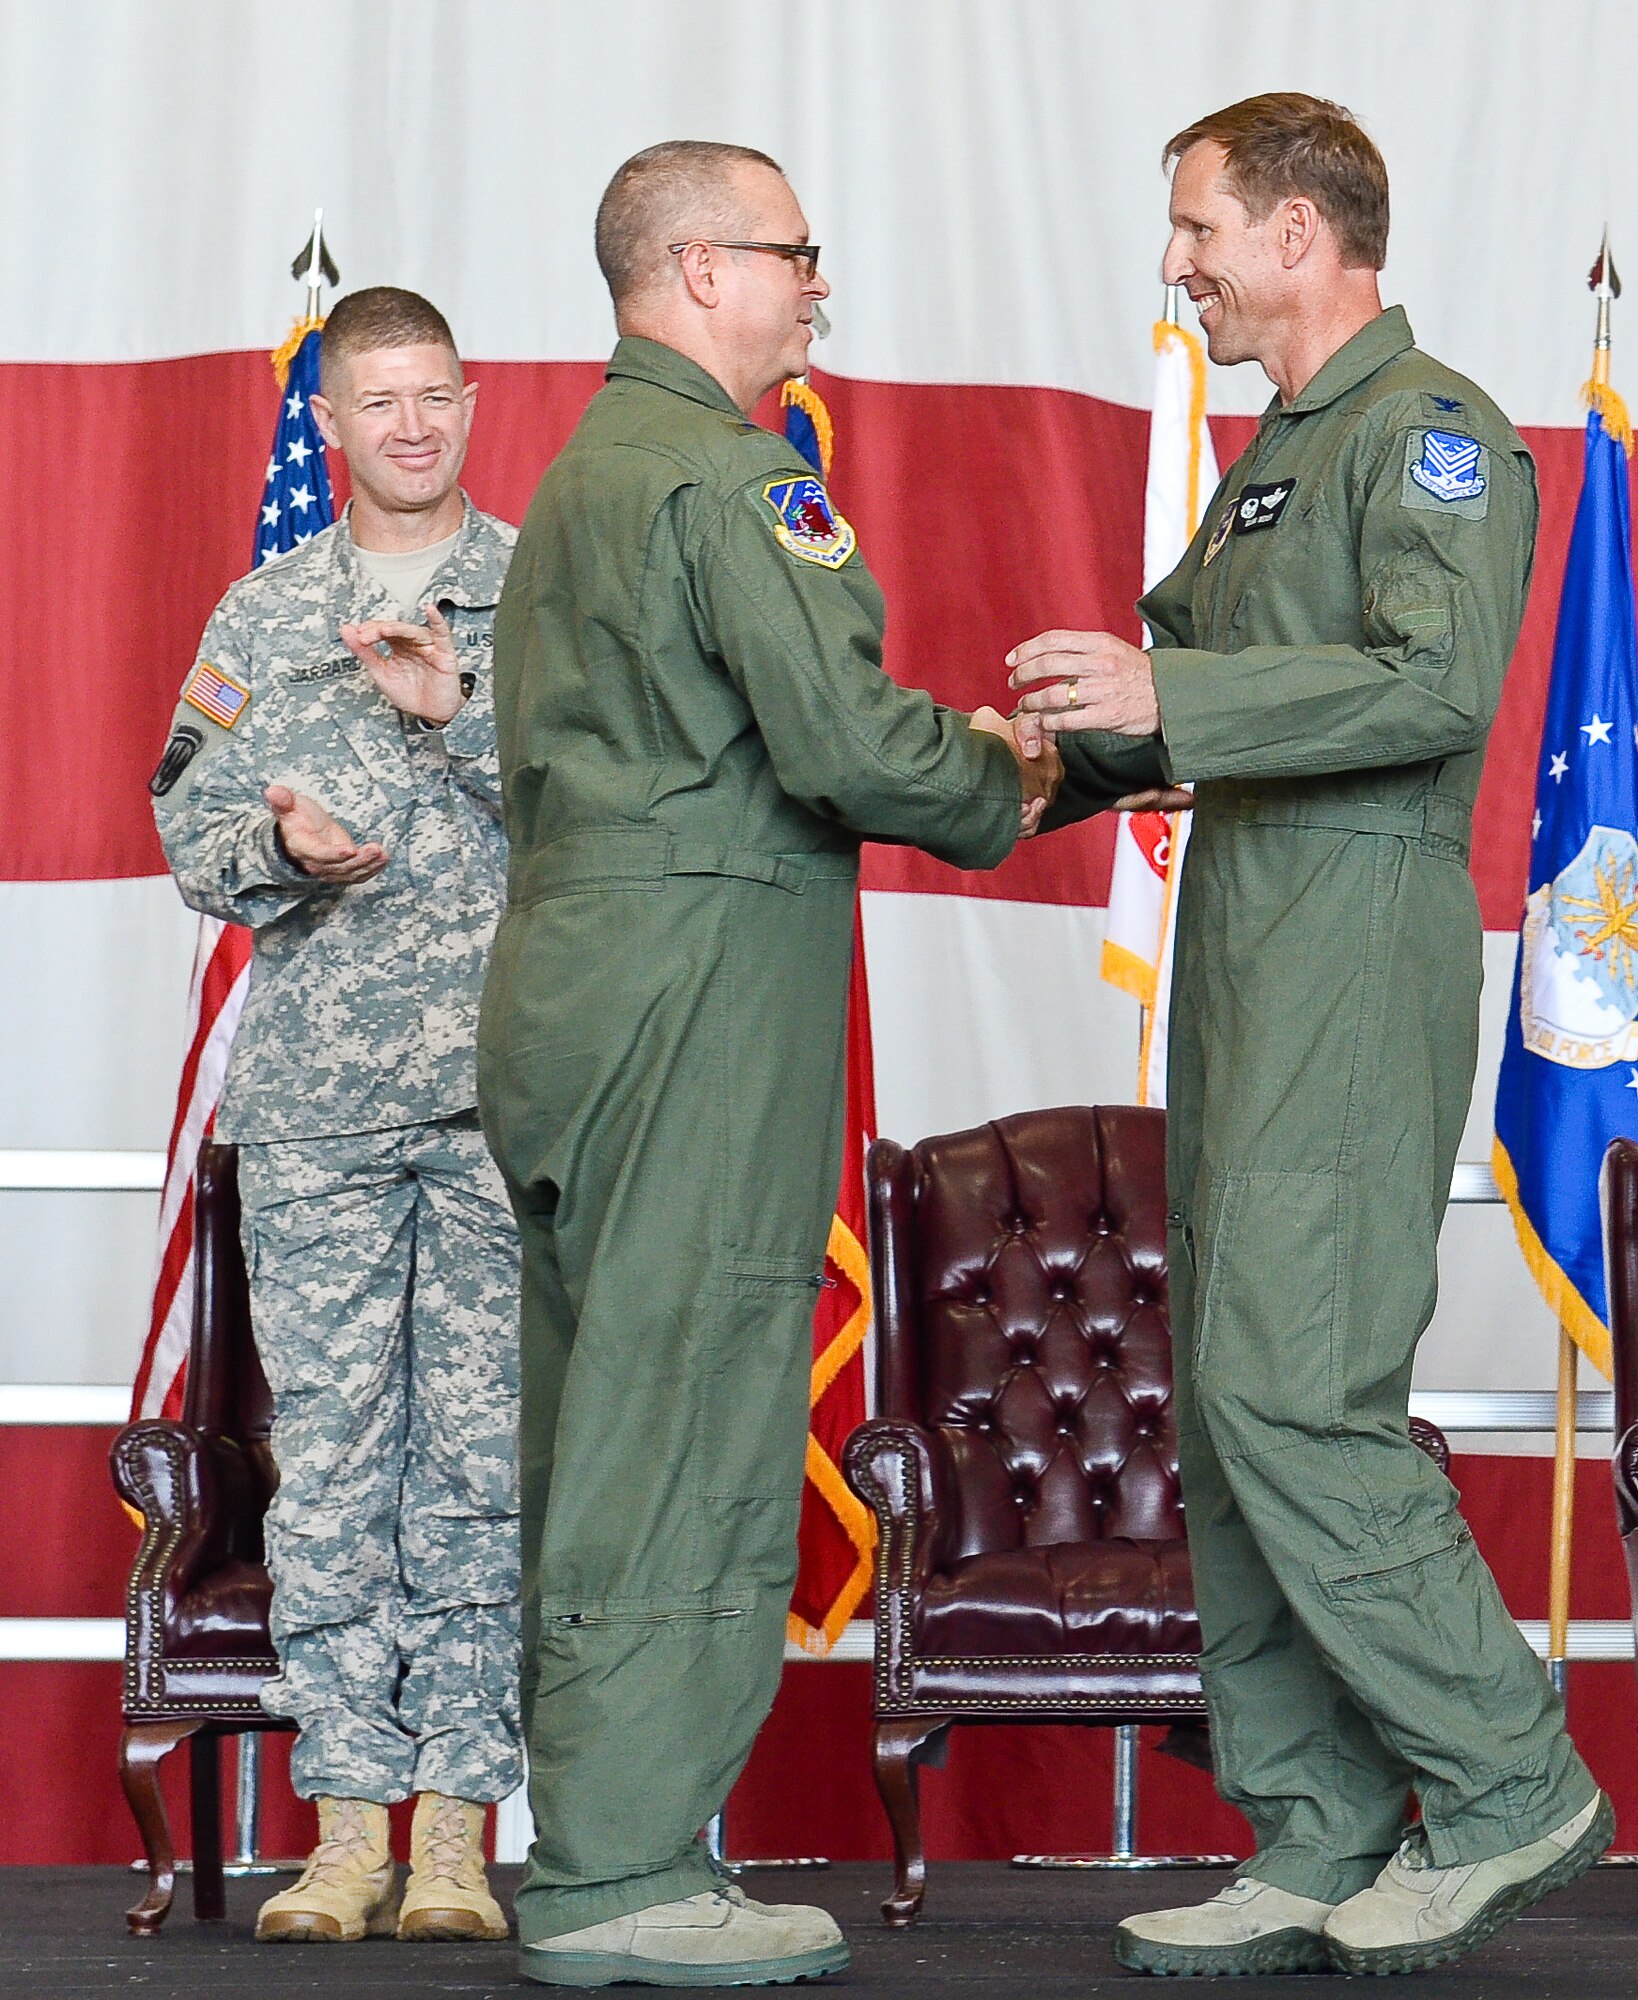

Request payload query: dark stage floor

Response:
[4,1863,1634,1997]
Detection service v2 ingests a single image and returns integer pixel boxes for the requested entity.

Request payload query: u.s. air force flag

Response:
[1493,394,1638,1378]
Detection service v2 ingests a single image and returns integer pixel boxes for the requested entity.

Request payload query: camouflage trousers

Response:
[238,1112,524,1804]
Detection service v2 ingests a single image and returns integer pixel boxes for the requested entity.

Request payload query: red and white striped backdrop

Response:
[6,0,1638,1864]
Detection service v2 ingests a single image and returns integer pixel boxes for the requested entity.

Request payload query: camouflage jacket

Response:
[152,498,516,1142]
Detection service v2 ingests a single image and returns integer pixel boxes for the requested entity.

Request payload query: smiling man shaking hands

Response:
[480,140,1053,1988]
[1009,94,1609,1978]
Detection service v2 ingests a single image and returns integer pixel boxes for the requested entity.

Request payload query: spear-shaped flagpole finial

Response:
[290,208,340,320]
[1589,226,1621,387]
[1163,281,1181,328]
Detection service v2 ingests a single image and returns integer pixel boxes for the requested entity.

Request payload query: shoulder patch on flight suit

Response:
[761,476,857,569]
[1202,504,1235,567]
[148,725,204,796]
[181,660,252,729]
[1402,429,1490,519]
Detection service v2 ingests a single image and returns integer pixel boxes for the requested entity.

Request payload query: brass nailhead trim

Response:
[851,1424,1204,1717]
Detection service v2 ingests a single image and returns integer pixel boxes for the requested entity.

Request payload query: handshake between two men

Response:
[974,622,1197,836]
[267,602,1195,867]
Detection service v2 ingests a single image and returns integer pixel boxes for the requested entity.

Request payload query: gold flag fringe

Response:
[785,1208,878,1655]
[780,377,835,479]
[1154,318,1212,537]
[1491,1138,1613,1379]
[271,314,326,390]
[1582,378,1634,457]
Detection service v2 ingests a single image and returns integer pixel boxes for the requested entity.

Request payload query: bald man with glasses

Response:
[480,140,1055,1986]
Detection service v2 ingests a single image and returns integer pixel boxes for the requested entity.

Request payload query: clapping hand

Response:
[264,784,389,884]
[340,604,464,726]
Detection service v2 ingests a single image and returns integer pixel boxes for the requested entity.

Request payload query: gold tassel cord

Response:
[1582,378,1634,457]
[271,314,326,390]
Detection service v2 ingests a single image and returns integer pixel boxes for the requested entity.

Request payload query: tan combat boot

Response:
[255,1796,397,1942]
[1113,1877,1336,1976]
[1324,1790,1614,1975]
[520,1881,848,1986]
[397,1792,510,1941]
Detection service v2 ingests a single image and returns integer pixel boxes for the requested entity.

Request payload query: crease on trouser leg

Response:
[1173,1327,1414,1901]
[1192,1168,1594,1873]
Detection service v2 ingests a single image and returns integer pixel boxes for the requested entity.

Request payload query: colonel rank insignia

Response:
[181,660,252,729]
[1403,428,1489,518]
[762,476,857,569]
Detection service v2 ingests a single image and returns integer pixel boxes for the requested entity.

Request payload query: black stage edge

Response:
[4,1864,1633,1997]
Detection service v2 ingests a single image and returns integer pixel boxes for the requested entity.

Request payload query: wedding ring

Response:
[1065,681,1080,707]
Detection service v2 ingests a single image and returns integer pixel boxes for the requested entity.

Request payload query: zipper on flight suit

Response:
[558,1607,746,1627]
[1204,413,1293,638]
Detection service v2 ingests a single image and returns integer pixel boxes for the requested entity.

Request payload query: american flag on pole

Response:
[1098,311,1218,1106]
[129,317,334,1422]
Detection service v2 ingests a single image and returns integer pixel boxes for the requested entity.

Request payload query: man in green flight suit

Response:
[1011,94,1610,1979]
[480,140,1057,1987]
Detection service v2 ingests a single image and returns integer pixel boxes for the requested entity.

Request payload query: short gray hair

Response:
[595,140,784,307]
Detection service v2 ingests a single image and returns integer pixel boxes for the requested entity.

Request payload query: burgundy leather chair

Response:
[842,1104,1450,1926]
[1600,1136,1638,1661]
[109,1141,290,1935]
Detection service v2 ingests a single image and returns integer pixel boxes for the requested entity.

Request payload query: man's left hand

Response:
[341,604,464,725]
[1007,629,1159,736]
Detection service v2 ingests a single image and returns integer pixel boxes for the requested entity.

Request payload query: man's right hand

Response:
[971,705,1063,836]
[264,784,389,884]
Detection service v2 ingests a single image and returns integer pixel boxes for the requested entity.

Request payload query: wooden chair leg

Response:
[120,1719,202,1936]
[872,1716,951,1928]
[189,1730,225,1921]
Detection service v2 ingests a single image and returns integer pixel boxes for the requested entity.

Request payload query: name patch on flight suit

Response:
[1233,480,1297,534]
[761,477,857,569]
[1402,429,1490,519]
[181,660,252,729]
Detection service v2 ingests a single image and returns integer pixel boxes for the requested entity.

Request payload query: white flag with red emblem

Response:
[1098,313,1218,1106]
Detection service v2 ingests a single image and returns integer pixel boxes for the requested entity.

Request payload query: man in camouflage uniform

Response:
[152,287,521,1945]
[1010,97,1608,1978]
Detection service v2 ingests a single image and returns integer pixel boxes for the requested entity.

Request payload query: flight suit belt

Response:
[1201,791,1471,862]
[508,827,859,904]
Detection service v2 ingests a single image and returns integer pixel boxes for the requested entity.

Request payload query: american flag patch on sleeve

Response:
[181,661,252,730]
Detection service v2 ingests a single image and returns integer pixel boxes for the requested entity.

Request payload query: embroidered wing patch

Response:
[1402,429,1489,518]
[762,476,857,569]
[181,660,252,729]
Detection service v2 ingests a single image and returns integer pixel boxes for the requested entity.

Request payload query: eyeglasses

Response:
[667,240,821,280]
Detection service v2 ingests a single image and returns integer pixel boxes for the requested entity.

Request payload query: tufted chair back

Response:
[874,1104,1181,1561]
[843,1102,1454,1927]
[180,1143,278,1543]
